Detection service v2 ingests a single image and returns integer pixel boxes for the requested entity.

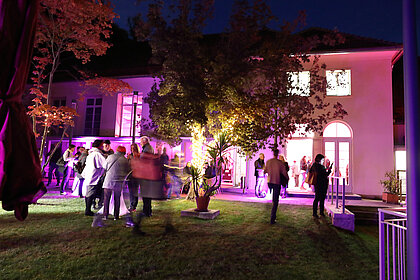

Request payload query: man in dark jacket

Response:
[264,149,289,225]
[311,154,333,218]
[46,146,62,186]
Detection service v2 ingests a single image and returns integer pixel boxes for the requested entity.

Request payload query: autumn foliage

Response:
[28,0,117,163]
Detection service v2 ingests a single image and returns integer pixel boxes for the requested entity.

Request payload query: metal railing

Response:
[379,207,407,280]
[327,176,347,214]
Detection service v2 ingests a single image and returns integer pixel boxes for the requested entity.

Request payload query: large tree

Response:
[133,0,347,157]
[29,0,117,163]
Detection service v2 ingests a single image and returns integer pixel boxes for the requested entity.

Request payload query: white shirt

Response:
[62,148,74,162]
[81,148,106,186]
[291,164,300,177]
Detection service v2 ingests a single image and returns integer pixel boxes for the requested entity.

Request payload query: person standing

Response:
[278,155,289,198]
[291,160,300,188]
[311,153,333,218]
[46,145,62,186]
[139,136,155,217]
[59,144,76,195]
[254,153,265,188]
[102,146,130,220]
[264,149,289,225]
[128,143,141,212]
[102,139,114,157]
[73,146,88,197]
[140,136,154,154]
[300,156,308,189]
[167,154,182,199]
[82,140,106,216]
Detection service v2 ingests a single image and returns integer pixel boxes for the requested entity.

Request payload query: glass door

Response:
[324,140,351,188]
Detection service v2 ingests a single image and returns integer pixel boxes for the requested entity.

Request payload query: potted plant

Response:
[189,132,232,211]
[380,171,401,204]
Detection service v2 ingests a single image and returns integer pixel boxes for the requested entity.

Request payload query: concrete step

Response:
[346,205,390,224]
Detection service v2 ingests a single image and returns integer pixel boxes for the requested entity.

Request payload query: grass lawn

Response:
[0,194,379,280]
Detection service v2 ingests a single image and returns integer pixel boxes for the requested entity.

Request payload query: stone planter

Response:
[382,192,399,204]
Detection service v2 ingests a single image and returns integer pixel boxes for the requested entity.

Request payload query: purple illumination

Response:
[0,0,47,220]
[403,0,420,279]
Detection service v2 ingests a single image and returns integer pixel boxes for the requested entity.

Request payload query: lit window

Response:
[84,98,102,136]
[288,71,310,96]
[326,70,351,96]
[290,124,314,138]
[395,150,406,171]
[323,122,351,137]
[115,93,142,137]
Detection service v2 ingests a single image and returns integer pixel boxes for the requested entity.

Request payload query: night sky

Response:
[113,0,420,47]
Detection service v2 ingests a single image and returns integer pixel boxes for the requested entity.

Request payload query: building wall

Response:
[48,50,399,197]
[312,50,397,197]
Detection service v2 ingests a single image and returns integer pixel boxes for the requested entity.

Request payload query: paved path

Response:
[41,178,397,209]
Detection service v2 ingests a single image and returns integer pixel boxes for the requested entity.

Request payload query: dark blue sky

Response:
[113,0,420,46]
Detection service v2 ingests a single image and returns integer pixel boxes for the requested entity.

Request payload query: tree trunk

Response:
[39,56,57,162]
[41,125,68,174]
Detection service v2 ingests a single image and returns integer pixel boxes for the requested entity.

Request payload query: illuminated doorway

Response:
[285,128,314,190]
[323,121,352,192]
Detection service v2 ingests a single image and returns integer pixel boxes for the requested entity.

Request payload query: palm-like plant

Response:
[187,131,232,199]
[202,131,232,197]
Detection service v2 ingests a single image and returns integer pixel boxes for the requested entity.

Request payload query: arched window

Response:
[322,121,352,188]
[323,122,351,138]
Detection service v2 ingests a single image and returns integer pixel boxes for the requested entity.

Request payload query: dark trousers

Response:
[85,184,101,214]
[142,197,152,216]
[128,180,139,210]
[60,166,71,192]
[77,178,84,197]
[103,188,121,219]
[313,189,327,216]
[47,162,60,185]
[268,183,281,223]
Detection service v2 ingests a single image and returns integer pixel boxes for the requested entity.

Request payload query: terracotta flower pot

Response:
[195,196,210,212]
[382,192,399,204]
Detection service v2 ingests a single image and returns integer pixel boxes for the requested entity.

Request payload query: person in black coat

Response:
[310,154,333,218]
[46,146,62,186]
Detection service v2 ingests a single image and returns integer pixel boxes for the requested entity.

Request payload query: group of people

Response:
[47,136,188,221]
[259,150,333,224]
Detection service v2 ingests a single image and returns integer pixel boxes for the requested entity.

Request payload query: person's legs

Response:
[78,178,85,197]
[269,183,281,224]
[142,197,152,217]
[97,188,104,208]
[114,189,122,219]
[59,166,69,194]
[128,180,139,211]
[295,175,299,188]
[47,164,54,185]
[53,163,61,185]
[313,191,321,217]
[301,171,307,187]
[167,182,172,198]
[319,192,327,216]
[103,188,112,218]
[85,185,97,216]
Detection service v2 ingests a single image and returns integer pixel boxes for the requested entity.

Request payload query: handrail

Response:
[378,207,407,280]
[327,176,347,214]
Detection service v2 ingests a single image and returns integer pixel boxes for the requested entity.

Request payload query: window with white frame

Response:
[84,98,102,136]
[114,93,142,137]
[326,70,351,96]
[288,71,310,96]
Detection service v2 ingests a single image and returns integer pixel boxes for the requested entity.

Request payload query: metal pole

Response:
[131,91,138,144]
[403,0,420,279]
[379,210,385,280]
[331,177,334,205]
[342,178,345,214]
[336,178,339,209]
[69,100,77,146]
